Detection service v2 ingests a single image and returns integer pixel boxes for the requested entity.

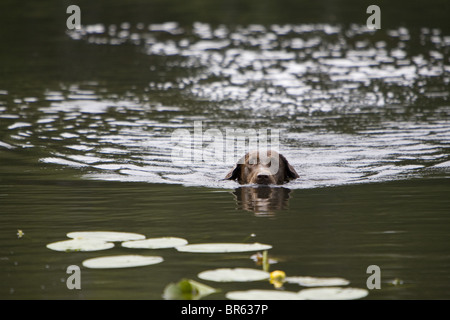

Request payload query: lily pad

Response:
[198,268,270,282]
[67,231,145,242]
[46,239,114,252]
[122,237,188,249]
[176,243,272,253]
[163,279,218,300]
[226,289,304,300]
[82,255,163,269]
[285,276,350,287]
[297,287,369,300]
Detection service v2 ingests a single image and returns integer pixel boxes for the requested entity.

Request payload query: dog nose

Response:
[256,174,271,184]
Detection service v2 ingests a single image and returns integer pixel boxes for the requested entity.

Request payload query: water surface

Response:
[1,0,450,299]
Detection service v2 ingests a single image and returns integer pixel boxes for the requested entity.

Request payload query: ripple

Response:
[8,122,32,130]
[1,23,448,189]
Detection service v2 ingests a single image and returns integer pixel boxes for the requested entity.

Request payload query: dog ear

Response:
[280,154,299,181]
[224,154,248,181]
[224,163,241,181]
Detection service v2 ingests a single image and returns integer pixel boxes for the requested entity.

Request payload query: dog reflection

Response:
[233,186,292,216]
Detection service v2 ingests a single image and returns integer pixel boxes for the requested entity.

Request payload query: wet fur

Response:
[224,150,299,185]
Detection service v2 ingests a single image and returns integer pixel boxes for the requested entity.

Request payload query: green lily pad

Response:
[285,276,350,287]
[46,239,114,252]
[176,242,272,253]
[198,268,270,282]
[67,231,145,242]
[82,255,163,269]
[226,289,304,300]
[297,287,369,300]
[163,279,218,300]
[122,237,188,249]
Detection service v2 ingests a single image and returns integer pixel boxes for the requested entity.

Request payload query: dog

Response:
[224,150,299,185]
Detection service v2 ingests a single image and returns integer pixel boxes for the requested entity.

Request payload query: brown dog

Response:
[224,150,299,185]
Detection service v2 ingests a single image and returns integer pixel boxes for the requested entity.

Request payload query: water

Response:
[1,0,450,299]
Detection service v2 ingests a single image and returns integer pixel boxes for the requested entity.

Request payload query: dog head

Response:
[224,150,299,185]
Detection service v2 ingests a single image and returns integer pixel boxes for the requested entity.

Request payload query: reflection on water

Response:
[232,186,292,216]
[66,22,450,108]
[1,22,449,189]
[1,3,450,300]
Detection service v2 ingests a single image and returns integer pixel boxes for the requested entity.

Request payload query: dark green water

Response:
[1,0,450,299]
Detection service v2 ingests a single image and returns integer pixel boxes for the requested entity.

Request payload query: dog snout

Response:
[255,172,273,184]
